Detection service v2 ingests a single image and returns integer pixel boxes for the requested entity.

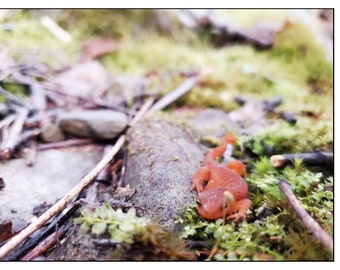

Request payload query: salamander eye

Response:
[196,198,201,206]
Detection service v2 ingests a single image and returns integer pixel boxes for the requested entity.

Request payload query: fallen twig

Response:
[270,151,333,168]
[20,223,69,261]
[37,138,95,151]
[147,76,198,114]
[128,96,155,127]
[0,108,30,160]
[40,15,72,43]
[95,145,117,183]
[0,103,9,115]
[0,86,29,109]
[3,200,78,261]
[0,134,126,259]
[278,179,333,253]
[11,72,47,114]
[0,114,16,132]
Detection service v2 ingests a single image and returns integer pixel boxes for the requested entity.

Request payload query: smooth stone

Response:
[0,145,103,232]
[58,110,128,139]
[40,122,65,142]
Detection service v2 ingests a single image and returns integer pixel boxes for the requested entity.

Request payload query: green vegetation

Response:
[75,203,194,260]
[0,10,333,261]
[0,10,332,115]
[242,118,333,156]
[180,158,333,260]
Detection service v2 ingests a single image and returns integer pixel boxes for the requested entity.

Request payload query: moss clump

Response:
[270,21,333,94]
[181,158,333,261]
[242,117,333,156]
[1,10,332,118]
[0,10,79,68]
[75,203,195,260]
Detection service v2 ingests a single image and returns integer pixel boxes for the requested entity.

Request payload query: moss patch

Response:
[0,10,333,261]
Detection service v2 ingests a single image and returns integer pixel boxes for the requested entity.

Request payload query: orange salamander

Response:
[191,132,252,221]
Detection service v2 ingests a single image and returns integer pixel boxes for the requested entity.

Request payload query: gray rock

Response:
[58,110,128,139]
[0,145,103,231]
[191,108,241,139]
[40,122,65,142]
[50,60,110,98]
[125,115,204,231]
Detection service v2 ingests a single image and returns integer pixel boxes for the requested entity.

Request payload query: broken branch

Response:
[37,138,95,151]
[0,86,29,109]
[0,108,30,160]
[0,134,126,259]
[20,223,69,261]
[128,96,155,127]
[40,15,72,43]
[278,179,333,253]
[147,76,198,114]
[270,151,333,168]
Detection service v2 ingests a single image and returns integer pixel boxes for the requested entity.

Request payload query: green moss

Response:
[0,11,79,68]
[181,160,333,260]
[271,22,333,94]
[242,117,333,156]
[1,10,332,118]
[1,10,333,261]
[75,203,194,260]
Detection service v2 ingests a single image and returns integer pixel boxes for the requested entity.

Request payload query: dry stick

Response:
[40,15,72,43]
[147,76,198,114]
[37,138,95,151]
[0,134,126,259]
[0,108,29,160]
[117,96,156,188]
[0,114,16,131]
[11,73,47,113]
[271,151,333,168]
[95,145,116,182]
[0,86,29,109]
[20,224,68,261]
[128,96,155,127]
[278,179,333,253]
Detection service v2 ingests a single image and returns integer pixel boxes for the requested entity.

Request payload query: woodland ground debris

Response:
[0,10,333,261]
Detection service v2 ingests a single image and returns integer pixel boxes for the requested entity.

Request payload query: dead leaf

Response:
[0,220,13,243]
[0,177,5,190]
[80,38,119,62]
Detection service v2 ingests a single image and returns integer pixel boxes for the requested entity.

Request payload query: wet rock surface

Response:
[0,145,103,232]
[47,114,208,261]
[125,114,204,231]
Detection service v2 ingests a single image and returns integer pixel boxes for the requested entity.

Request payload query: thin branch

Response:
[128,96,155,126]
[0,134,126,259]
[37,138,95,151]
[0,108,30,160]
[40,15,72,43]
[270,151,333,168]
[147,76,198,114]
[11,72,47,114]
[278,179,333,253]
[20,224,69,261]
[0,114,16,131]
[0,86,29,109]
[3,200,79,261]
